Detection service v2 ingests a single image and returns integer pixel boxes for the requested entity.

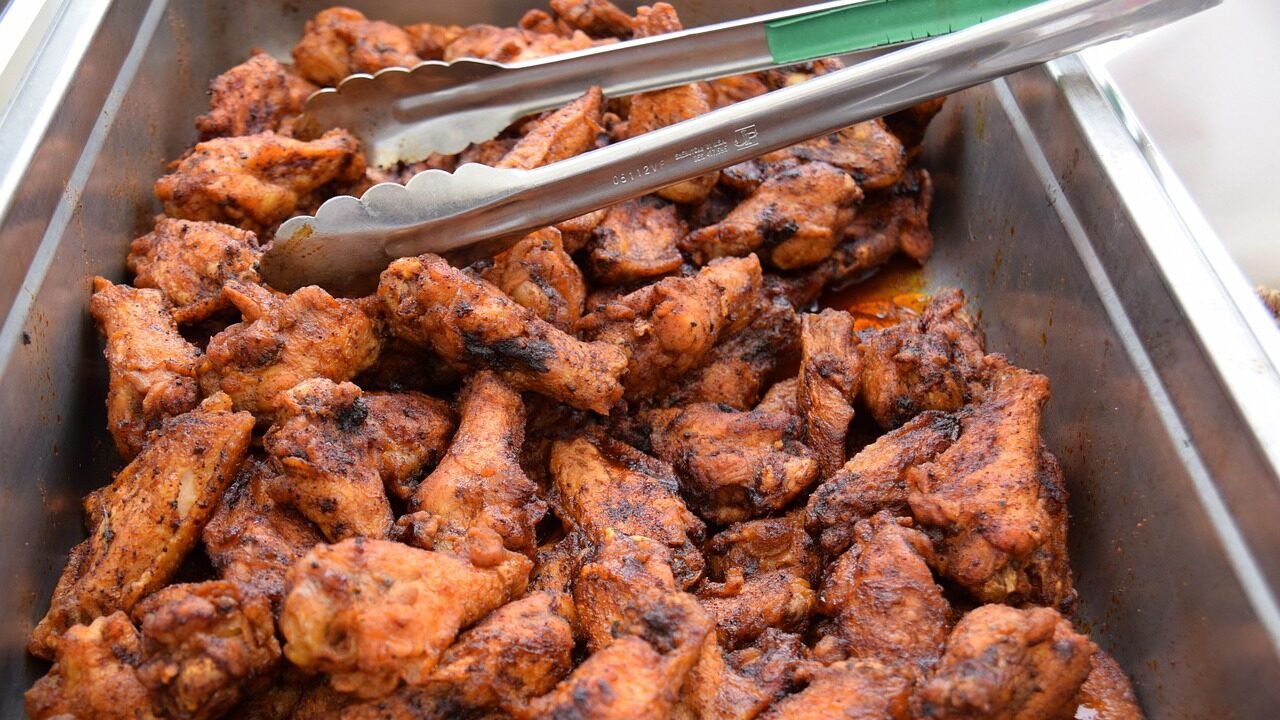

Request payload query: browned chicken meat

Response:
[762,119,906,191]
[698,570,815,649]
[195,52,317,139]
[29,394,254,658]
[552,0,635,38]
[126,218,263,325]
[706,513,819,585]
[588,196,686,285]
[379,252,628,413]
[759,660,913,720]
[797,309,861,477]
[917,604,1095,720]
[829,168,935,287]
[886,97,948,160]
[26,613,155,720]
[292,7,422,86]
[497,87,603,170]
[89,277,202,460]
[279,537,531,698]
[403,22,466,60]
[1075,650,1146,720]
[481,227,587,333]
[677,630,806,720]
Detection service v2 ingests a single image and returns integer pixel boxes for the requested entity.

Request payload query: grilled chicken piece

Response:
[407,371,545,554]
[765,119,906,191]
[25,613,155,720]
[498,87,602,170]
[263,379,453,541]
[699,570,815,649]
[1074,650,1146,720]
[444,22,599,63]
[685,162,863,270]
[886,97,948,160]
[379,253,627,414]
[818,513,949,680]
[481,227,587,333]
[580,254,763,400]
[806,410,960,556]
[706,513,819,585]
[202,457,324,611]
[798,309,861,477]
[529,530,589,595]
[708,73,770,109]
[907,357,1075,610]
[588,196,686,285]
[280,537,531,699]
[551,435,706,587]
[89,278,202,460]
[677,630,806,720]
[917,605,1095,720]
[553,0,635,38]
[155,130,364,233]
[647,402,819,524]
[756,376,800,416]
[195,52,316,139]
[292,7,421,87]
[199,282,383,420]
[521,635,682,720]
[403,22,465,61]
[126,219,262,325]
[29,394,254,659]
[759,660,913,720]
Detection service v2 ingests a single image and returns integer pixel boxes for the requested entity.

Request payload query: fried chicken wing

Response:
[917,605,1095,720]
[698,570,815,649]
[647,402,819,523]
[684,162,863,270]
[677,630,806,720]
[756,376,799,416]
[706,513,819,585]
[497,87,602,170]
[522,635,676,720]
[89,277,202,460]
[199,282,383,419]
[154,129,364,233]
[280,537,531,698]
[403,22,465,61]
[551,435,705,587]
[765,119,906,191]
[885,97,947,160]
[481,227,586,333]
[195,52,317,139]
[407,371,545,554]
[529,530,589,594]
[708,73,770,109]
[798,309,861,477]
[588,196,686,285]
[443,22,598,63]
[292,7,421,87]
[1074,650,1145,720]
[126,218,263,325]
[907,357,1075,610]
[25,613,155,720]
[553,0,635,38]
[379,253,627,413]
[759,660,912,720]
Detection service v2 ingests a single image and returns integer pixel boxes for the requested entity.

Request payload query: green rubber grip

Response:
[765,0,1044,64]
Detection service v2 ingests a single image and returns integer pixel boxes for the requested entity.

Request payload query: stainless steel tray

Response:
[1,1,1278,717]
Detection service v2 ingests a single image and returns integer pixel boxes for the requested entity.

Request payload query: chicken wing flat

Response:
[481,227,587,333]
[764,119,906,191]
[379,252,627,413]
[408,371,545,554]
[677,630,806,720]
[552,0,635,38]
[907,357,1075,610]
[706,513,819,585]
[806,410,960,556]
[89,277,202,460]
[551,435,705,587]
[25,612,155,720]
[497,87,602,170]
[817,513,949,679]
[126,218,262,325]
[280,537,531,698]
[684,162,863,270]
[588,196,686,285]
[154,129,364,233]
[759,660,912,720]
[522,635,678,720]
[698,570,815,649]
[403,22,465,60]
[1074,650,1145,720]
[647,402,819,524]
[199,282,383,419]
[916,604,1095,720]
[29,394,254,658]
[195,52,316,139]
[292,7,421,86]
[835,168,936,282]
[798,309,861,477]
[529,530,589,594]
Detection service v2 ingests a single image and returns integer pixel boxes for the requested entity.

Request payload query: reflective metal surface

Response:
[0,1,1276,717]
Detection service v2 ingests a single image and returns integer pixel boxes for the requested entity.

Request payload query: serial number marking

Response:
[612,159,668,185]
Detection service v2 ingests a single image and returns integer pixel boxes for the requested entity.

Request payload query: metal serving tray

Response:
[1,1,1277,717]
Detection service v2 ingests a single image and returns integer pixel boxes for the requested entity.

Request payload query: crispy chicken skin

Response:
[89,277,202,460]
[199,282,383,419]
[588,196,686,285]
[529,530,589,594]
[807,410,960,556]
[1075,650,1146,720]
[553,0,635,38]
[756,376,800,416]
[127,218,263,325]
[647,402,820,524]
[818,513,949,679]
[195,52,317,139]
[551,435,706,587]
[684,162,863,270]
[30,394,254,658]
[907,357,1076,610]
[759,660,913,720]
[497,87,602,170]
[481,227,587,333]
[707,513,819,585]
[764,119,906,191]
[698,570,815,649]
[522,635,678,720]
[798,309,862,477]
[379,253,627,413]
[154,129,364,233]
[279,537,531,698]
[131,581,280,720]
[886,97,948,159]
[708,73,770,109]
[677,630,806,720]
[917,605,1095,720]
[829,168,935,285]
[443,23,599,64]
[292,7,421,87]
[403,22,465,60]
[26,613,155,720]
[407,371,545,554]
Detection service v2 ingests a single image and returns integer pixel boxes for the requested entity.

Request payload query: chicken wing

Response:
[916,604,1095,720]
[379,252,627,413]
[907,357,1075,610]
[154,129,365,233]
[126,218,263,325]
[481,227,586,333]
[756,376,799,416]
[764,119,906,191]
[529,530,589,595]
[698,570,815,649]
[708,73,770,109]
[1074,650,1145,720]
[677,630,806,720]
[706,513,819,585]
[588,196,686,285]
[280,537,531,698]
[497,87,602,170]
[199,281,383,419]
[25,613,155,720]
[403,22,465,60]
[195,52,316,139]
[759,660,912,720]
[797,309,861,477]
[89,277,202,460]
[292,7,421,87]
[522,635,680,720]
[885,97,948,161]
[553,0,635,38]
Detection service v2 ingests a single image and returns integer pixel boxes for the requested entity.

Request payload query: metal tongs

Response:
[261,0,1217,295]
